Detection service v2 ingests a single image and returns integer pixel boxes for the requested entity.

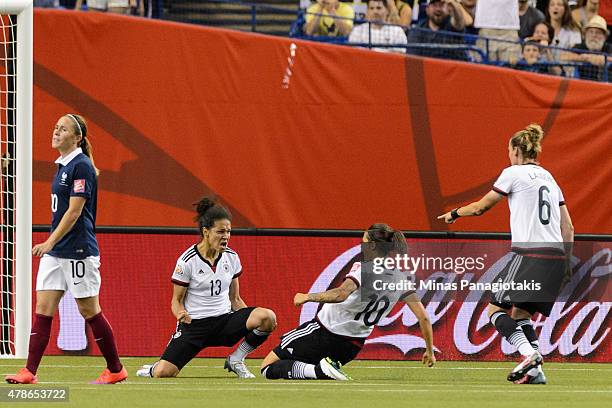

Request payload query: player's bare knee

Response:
[35,302,55,317]
[260,308,277,331]
[154,363,179,378]
[261,351,279,369]
[487,303,507,318]
[511,307,531,320]
[76,305,99,320]
[154,369,178,378]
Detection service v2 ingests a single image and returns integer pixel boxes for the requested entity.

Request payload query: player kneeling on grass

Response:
[260,224,435,380]
[137,197,277,379]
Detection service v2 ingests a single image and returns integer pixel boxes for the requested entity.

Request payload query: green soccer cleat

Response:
[319,357,352,381]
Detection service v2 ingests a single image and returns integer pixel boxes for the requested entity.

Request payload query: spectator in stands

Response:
[571,0,599,29]
[304,0,355,37]
[546,0,582,48]
[349,0,408,53]
[519,0,546,38]
[563,15,611,81]
[34,0,59,7]
[513,40,550,72]
[511,39,563,75]
[406,0,467,60]
[532,20,556,43]
[75,0,143,15]
[387,0,413,27]
[460,0,479,35]
[474,0,521,62]
[526,21,564,74]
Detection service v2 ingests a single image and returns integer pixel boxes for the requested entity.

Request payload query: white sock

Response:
[508,329,536,357]
[528,365,543,376]
[230,341,255,362]
[292,361,317,379]
[517,342,536,357]
[229,329,270,362]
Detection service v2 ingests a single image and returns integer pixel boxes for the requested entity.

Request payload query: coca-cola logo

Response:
[302,244,611,358]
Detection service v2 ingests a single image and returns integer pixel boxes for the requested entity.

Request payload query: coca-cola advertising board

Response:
[31,232,611,362]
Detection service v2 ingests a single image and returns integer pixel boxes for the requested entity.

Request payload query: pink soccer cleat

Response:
[91,367,128,384]
[5,368,38,384]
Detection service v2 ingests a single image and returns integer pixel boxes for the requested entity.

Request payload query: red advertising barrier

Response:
[33,10,612,233]
[33,232,611,362]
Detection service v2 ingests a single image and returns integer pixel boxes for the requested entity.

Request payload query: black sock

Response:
[516,319,539,351]
[261,360,295,380]
[245,329,270,348]
[315,364,332,380]
[490,311,534,356]
[261,360,320,380]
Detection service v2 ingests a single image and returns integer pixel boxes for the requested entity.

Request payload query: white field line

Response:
[50,385,612,394]
[1,364,611,372]
[30,380,612,389]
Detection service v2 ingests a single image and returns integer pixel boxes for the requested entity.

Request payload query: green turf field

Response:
[1,357,611,407]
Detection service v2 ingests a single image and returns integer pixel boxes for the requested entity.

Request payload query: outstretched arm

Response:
[294,278,358,306]
[438,190,504,224]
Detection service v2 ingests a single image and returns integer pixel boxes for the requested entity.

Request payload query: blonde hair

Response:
[65,114,100,176]
[510,123,544,160]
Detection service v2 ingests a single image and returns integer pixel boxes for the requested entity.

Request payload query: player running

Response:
[6,114,127,385]
[137,197,277,379]
[438,123,574,384]
[260,223,435,380]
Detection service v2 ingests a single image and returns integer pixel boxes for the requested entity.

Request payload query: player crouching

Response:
[260,224,436,380]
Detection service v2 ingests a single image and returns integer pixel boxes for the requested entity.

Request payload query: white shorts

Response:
[36,255,101,299]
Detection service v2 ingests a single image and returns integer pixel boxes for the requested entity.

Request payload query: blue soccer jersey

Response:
[47,148,99,259]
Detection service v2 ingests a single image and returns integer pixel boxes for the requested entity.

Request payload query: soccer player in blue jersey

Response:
[5,114,127,385]
[136,197,277,379]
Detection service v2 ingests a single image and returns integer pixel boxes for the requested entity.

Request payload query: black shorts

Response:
[272,320,363,366]
[490,253,565,317]
[161,307,255,370]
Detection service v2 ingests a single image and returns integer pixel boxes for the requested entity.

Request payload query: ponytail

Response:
[366,223,407,255]
[193,196,232,235]
[510,123,544,160]
[66,114,99,176]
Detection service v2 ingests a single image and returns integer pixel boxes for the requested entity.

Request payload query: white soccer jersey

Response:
[171,245,242,319]
[493,164,565,249]
[317,262,404,339]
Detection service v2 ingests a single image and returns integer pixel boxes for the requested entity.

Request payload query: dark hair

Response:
[194,196,232,235]
[532,21,555,41]
[522,40,541,51]
[366,223,407,255]
[510,123,544,160]
[366,0,388,8]
[65,114,99,176]
[546,0,581,31]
